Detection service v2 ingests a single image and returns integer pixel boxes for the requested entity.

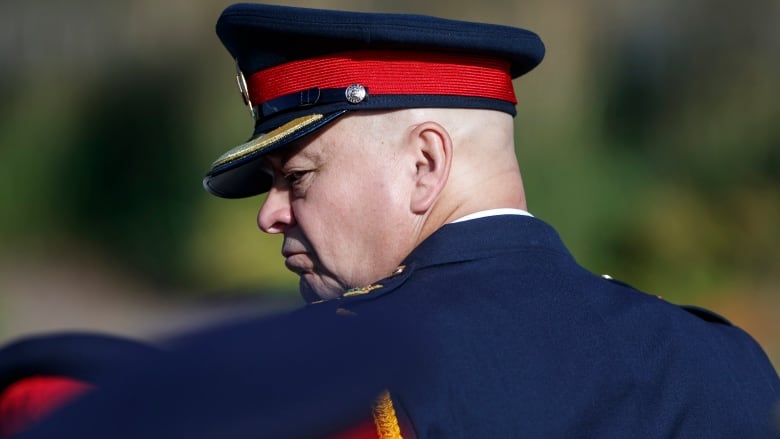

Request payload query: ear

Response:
[408,121,453,214]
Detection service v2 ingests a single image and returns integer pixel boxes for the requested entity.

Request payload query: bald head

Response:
[369,108,527,243]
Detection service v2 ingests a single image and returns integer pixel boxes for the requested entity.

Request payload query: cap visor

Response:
[204,111,347,198]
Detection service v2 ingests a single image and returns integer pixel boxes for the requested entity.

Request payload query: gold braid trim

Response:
[372,390,403,439]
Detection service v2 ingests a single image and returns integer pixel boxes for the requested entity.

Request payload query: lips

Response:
[282,249,313,275]
[281,249,303,258]
[282,237,314,273]
[282,260,301,275]
[281,235,307,256]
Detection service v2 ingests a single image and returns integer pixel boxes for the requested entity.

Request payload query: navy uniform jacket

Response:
[308,214,780,438]
[19,215,780,438]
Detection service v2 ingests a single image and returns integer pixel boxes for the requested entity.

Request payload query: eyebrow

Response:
[261,144,301,172]
[280,141,323,168]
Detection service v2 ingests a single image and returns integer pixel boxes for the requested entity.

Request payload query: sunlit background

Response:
[1,0,778,368]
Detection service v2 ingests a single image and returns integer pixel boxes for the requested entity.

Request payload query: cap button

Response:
[345,84,367,104]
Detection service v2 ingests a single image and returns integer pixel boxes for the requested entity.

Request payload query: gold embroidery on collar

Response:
[343,284,383,297]
[372,390,403,439]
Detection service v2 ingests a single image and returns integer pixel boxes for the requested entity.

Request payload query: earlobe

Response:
[409,122,452,214]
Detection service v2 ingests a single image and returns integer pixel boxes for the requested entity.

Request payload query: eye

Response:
[283,170,308,185]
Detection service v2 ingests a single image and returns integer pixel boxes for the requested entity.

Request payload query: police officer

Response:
[19,3,780,438]
[202,4,779,437]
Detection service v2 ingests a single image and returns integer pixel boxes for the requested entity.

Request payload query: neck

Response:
[414,168,527,248]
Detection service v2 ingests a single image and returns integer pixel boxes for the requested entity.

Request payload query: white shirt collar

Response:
[450,208,533,224]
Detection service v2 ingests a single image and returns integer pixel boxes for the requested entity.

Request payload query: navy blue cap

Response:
[203,3,545,198]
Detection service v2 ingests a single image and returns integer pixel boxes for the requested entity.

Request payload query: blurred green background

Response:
[1,0,778,367]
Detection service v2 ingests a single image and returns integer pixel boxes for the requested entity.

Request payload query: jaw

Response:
[298,271,348,302]
[299,277,323,303]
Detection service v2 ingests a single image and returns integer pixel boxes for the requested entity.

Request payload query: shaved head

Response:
[366,108,527,242]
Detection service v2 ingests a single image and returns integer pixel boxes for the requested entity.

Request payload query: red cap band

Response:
[248,50,517,106]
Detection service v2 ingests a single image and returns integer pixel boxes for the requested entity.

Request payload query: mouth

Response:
[281,249,302,258]
[281,236,314,274]
[282,251,311,275]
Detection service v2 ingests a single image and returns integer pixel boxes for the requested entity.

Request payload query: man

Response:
[202,3,779,437]
[19,3,780,438]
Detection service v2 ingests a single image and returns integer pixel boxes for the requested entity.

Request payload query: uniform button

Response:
[345,84,367,104]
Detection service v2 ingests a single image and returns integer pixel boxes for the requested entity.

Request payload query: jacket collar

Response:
[403,215,570,270]
[312,215,571,305]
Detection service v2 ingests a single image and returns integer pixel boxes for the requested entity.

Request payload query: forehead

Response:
[265,113,373,166]
[261,126,333,171]
[262,111,403,175]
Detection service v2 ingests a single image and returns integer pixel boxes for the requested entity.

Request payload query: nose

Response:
[257,186,296,233]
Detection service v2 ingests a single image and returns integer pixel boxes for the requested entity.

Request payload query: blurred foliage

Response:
[0,0,777,360]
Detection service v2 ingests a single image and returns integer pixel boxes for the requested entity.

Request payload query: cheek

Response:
[346,173,401,217]
[293,182,359,252]
[298,164,409,253]
[347,176,410,246]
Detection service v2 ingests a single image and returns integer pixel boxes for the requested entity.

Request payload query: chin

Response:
[299,279,321,303]
[299,277,342,303]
